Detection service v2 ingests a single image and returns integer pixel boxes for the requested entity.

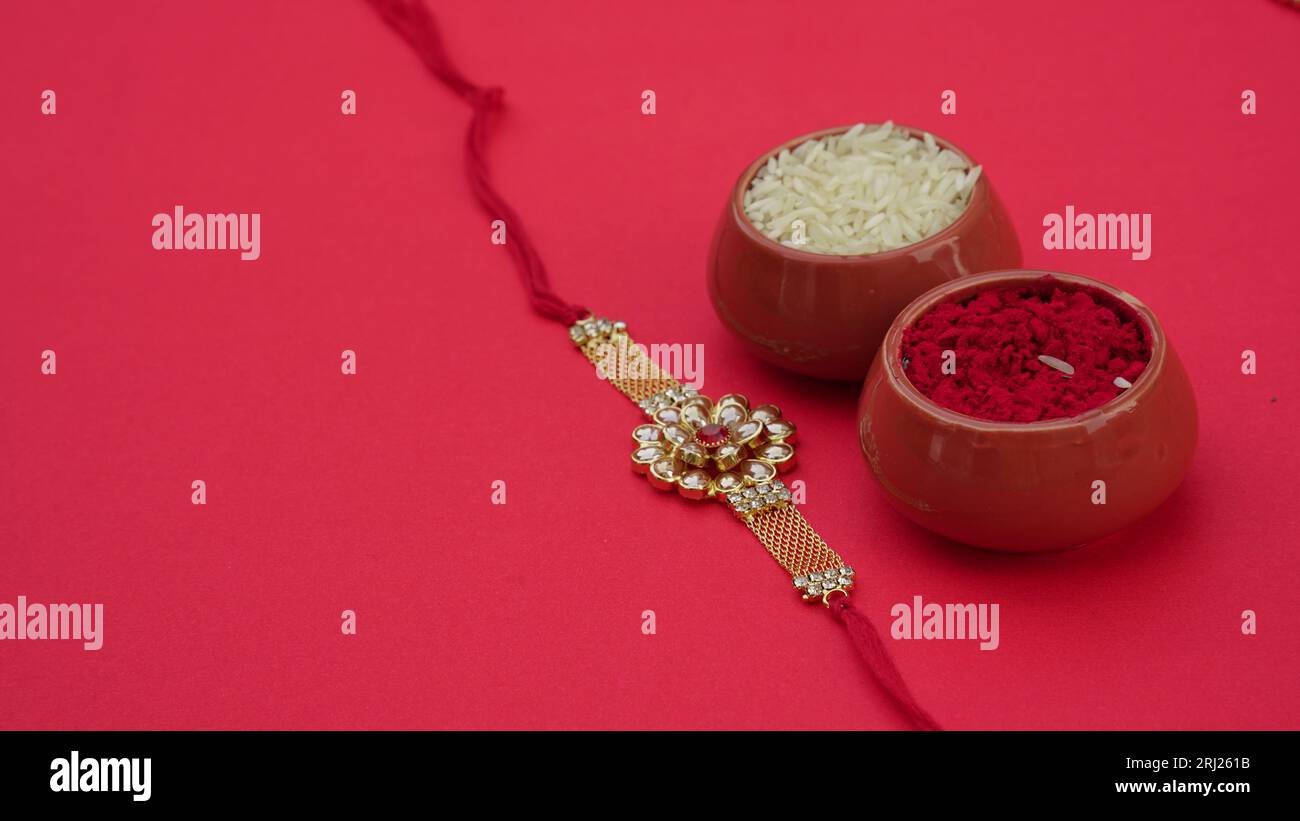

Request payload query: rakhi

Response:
[369,0,941,731]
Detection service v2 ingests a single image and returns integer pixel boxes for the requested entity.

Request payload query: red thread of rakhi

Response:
[366,0,941,731]
[366,0,586,325]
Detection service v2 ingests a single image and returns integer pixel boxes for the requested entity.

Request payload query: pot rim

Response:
[728,122,990,264]
[881,269,1167,431]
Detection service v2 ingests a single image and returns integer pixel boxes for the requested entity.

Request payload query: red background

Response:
[2,0,1297,729]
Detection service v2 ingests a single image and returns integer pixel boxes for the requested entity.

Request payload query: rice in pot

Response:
[742,122,981,255]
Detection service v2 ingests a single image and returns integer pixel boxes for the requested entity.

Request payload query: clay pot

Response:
[857,270,1198,552]
[708,124,1021,381]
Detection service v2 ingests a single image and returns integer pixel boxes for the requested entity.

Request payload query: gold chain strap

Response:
[573,322,680,404]
[744,504,846,577]
[570,315,855,605]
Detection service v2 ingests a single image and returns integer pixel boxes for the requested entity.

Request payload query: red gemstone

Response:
[695,423,730,448]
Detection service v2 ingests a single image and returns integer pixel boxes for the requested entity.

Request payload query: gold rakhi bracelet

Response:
[570,315,940,730]
[368,0,940,730]
[571,315,854,606]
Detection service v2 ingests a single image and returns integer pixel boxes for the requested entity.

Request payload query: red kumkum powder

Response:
[901,284,1150,423]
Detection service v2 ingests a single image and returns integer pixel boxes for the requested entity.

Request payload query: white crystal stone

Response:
[663,425,690,446]
[650,458,683,481]
[716,443,744,464]
[739,460,776,482]
[717,404,746,427]
[793,576,808,587]
[758,442,793,461]
[714,472,743,491]
[680,471,710,489]
[654,407,681,425]
[681,403,711,429]
[765,419,796,439]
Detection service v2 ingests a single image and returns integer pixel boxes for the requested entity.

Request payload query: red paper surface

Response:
[2,0,1297,730]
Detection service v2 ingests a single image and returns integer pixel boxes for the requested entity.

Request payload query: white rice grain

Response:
[743,122,981,255]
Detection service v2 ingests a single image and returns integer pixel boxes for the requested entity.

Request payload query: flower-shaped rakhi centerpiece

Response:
[629,390,797,516]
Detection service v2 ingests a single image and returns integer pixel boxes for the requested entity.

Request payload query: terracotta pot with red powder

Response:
[858,270,1197,552]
